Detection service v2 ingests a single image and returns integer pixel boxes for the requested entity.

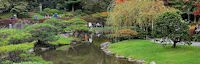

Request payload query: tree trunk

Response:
[172,41,177,48]
[187,9,190,22]
[72,4,74,12]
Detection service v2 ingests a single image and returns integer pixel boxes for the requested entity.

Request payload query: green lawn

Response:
[108,40,200,64]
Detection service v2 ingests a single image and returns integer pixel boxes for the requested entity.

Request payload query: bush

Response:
[49,36,72,45]
[59,12,74,17]
[0,42,35,53]
[43,18,67,32]
[8,32,32,44]
[42,8,62,15]
[65,18,87,25]
[119,29,138,36]
[18,12,30,18]
[25,24,58,43]
[49,9,61,14]
[74,10,88,16]
[64,25,88,32]
[0,29,21,46]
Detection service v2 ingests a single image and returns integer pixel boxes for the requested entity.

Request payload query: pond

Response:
[39,42,134,64]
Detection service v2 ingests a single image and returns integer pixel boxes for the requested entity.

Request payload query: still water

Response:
[40,43,134,64]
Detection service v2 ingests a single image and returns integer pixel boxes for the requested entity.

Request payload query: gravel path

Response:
[151,39,200,47]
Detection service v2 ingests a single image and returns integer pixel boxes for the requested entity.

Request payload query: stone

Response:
[116,55,126,59]
[100,42,111,49]
[150,61,156,64]
[28,48,34,53]
[41,47,50,51]
[128,58,136,62]
[137,60,145,64]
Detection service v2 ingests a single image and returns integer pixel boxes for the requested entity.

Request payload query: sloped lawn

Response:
[108,40,200,64]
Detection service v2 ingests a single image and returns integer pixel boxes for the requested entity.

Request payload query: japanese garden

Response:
[0,0,200,64]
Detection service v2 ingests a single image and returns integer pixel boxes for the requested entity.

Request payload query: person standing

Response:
[88,22,93,29]
[53,13,58,18]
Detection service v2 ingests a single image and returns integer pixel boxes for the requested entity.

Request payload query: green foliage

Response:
[0,29,21,46]
[64,25,88,31]
[153,11,189,40]
[25,24,58,42]
[0,42,35,53]
[81,0,110,13]
[44,18,67,32]
[14,53,52,64]
[66,17,87,25]
[42,8,62,15]
[49,36,72,45]
[0,13,13,19]
[31,13,44,19]
[8,32,32,44]
[59,12,74,17]
[193,33,200,41]
[108,40,200,64]
[18,12,30,18]
[74,9,88,16]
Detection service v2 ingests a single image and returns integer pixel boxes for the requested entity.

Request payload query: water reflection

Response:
[41,43,133,64]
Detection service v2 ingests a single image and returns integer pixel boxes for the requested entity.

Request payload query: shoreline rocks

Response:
[100,42,146,64]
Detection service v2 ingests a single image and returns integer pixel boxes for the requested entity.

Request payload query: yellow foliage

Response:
[107,0,177,29]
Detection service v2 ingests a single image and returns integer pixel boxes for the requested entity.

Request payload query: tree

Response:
[25,24,58,44]
[65,0,81,12]
[81,0,111,13]
[107,0,175,37]
[153,11,190,48]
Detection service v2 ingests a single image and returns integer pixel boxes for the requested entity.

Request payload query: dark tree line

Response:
[0,0,111,14]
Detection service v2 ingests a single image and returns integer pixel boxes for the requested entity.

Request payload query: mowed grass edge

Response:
[108,40,200,64]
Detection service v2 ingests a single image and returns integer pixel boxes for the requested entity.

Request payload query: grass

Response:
[108,40,200,64]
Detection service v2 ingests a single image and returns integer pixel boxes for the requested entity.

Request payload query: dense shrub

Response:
[193,33,200,41]
[43,18,67,32]
[8,33,32,44]
[64,25,88,32]
[49,36,72,45]
[119,29,138,36]
[65,18,87,25]
[18,12,30,18]
[40,8,62,15]
[0,29,20,46]
[59,12,74,17]
[64,18,88,32]
[74,10,88,16]
[25,24,58,43]
[0,42,35,53]
[153,11,190,47]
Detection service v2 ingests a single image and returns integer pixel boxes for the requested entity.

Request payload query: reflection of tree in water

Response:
[41,43,119,64]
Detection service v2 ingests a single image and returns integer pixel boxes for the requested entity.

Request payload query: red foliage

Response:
[119,29,138,35]
[115,0,127,4]
[193,3,200,16]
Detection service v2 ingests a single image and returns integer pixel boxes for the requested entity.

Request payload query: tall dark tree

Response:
[65,0,81,12]
[81,0,111,13]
